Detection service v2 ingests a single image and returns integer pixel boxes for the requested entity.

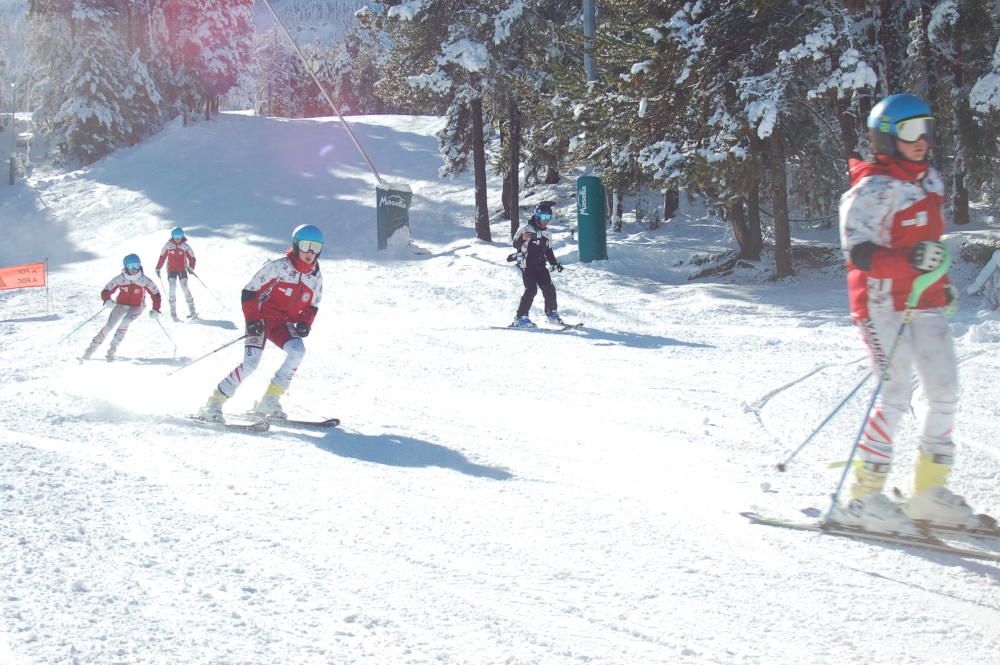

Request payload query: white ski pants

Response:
[89,304,142,353]
[166,273,195,315]
[856,308,958,467]
[216,337,305,398]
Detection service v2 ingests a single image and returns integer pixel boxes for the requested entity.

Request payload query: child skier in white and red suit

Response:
[83,254,162,360]
[155,226,198,320]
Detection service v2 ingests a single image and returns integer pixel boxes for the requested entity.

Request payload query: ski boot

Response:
[828,493,924,538]
[545,311,565,325]
[512,315,536,329]
[198,389,228,423]
[253,382,287,419]
[82,343,97,360]
[903,487,984,530]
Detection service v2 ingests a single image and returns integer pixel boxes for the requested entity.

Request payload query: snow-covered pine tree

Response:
[375,0,494,241]
[917,0,1000,225]
[42,1,134,163]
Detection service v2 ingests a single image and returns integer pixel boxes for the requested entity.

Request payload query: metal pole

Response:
[9,83,15,185]
[583,0,597,83]
[259,0,384,185]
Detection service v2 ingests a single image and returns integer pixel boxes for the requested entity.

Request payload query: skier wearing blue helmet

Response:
[835,93,990,535]
[82,254,162,360]
[155,226,198,320]
[510,202,566,328]
[199,224,325,422]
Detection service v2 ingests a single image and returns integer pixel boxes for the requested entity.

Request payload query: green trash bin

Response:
[577,175,607,262]
[376,182,413,250]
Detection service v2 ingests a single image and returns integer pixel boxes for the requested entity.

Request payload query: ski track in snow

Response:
[1,113,999,664]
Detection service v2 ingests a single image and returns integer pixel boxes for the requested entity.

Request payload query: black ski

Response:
[742,511,1000,562]
[185,416,270,433]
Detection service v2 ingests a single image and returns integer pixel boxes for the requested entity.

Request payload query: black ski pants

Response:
[517,265,557,318]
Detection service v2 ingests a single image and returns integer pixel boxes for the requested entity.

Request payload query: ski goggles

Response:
[536,213,552,222]
[895,116,934,143]
[124,262,142,272]
[297,240,323,253]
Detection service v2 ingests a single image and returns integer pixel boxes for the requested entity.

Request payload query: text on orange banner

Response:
[0,262,47,291]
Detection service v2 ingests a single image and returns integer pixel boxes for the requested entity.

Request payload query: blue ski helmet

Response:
[123,253,142,274]
[867,93,935,157]
[292,224,324,257]
[171,227,184,241]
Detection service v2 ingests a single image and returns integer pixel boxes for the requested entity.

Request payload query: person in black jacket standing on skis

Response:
[511,202,565,328]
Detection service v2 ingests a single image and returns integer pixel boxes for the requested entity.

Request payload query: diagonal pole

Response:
[259,0,384,185]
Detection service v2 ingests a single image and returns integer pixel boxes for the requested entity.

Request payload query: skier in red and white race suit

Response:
[836,93,988,534]
[83,254,162,360]
[199,224,324,421]
[155,226,197,320]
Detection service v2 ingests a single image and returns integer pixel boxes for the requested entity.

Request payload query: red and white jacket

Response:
[839,156,950,319]
[155,239,196,273]
[101,271,162,310]
[241,250,322,326]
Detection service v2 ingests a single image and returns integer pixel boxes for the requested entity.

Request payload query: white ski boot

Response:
[253,382,287,419]
[198,389,228,423]
[828,493,925,538]
[903,487,984,529]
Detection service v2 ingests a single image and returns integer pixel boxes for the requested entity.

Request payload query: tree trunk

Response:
[508,96,521,238]
[729,200,751,255]
[770,122,793,277]
[663,189,679,220]
[746,178,763,261]
[470,97,491,242]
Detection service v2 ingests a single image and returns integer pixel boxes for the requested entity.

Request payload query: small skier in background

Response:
[836,93,992,535]
[511,202,565,328]
[155,226,197,321]
[199,224,324,422]
[83,254,162,360]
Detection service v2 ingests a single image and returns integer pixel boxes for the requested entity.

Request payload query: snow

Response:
[2,112,1000,664]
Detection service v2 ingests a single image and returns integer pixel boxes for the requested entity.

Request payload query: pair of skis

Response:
[744,509,1000,562]
[495,321,584,332]
[186,414,340,433]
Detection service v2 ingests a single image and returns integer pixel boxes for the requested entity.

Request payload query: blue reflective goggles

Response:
[536,213,552,222]
[297,240,323,253]
[125,262,141,271]
[895,116,934,143]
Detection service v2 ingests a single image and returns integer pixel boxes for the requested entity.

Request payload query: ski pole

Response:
[188,271,225,309]
[166,334,247,376]
[823,250,951,523]
[57,306,106,343]
[153,315,177,358]
[776,370,871,472]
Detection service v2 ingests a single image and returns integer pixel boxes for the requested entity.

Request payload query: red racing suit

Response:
[241,250,322,346]
[839,156,950,319]
[100,270,162,310]
[155,239,196,273]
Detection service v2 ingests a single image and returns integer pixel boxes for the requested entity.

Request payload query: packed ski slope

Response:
[1,112,1000,665]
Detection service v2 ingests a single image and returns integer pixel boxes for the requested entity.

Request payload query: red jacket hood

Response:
[848,156,928,186]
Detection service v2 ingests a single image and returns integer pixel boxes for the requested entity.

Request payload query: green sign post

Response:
[376,183,413,250]
[576,175,607,262]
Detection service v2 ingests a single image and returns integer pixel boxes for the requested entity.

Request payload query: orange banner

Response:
[0,262,47,291]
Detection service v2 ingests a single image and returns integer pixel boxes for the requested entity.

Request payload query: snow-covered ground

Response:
[1,112,1000,664]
